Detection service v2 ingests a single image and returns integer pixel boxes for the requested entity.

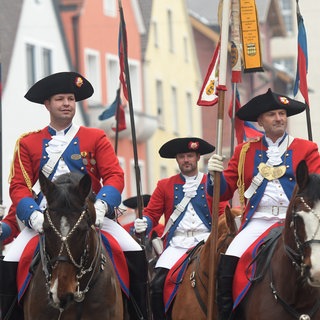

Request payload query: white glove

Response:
[208,154,224,175]
[94,199,108,228]
[29,210,44,233]
[134,217,148,234]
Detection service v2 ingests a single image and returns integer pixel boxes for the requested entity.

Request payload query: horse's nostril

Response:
[59,292,74,309]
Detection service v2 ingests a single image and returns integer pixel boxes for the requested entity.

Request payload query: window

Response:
[26,43,53,88]
[171,86,178,133]
[103,0,116,17]
[85,50,101,103]
[153,21,159,48]
[42,48,52,77]
[167,9,174,53]
[156,80,164,128]
[279,0,294,34]
[106,55,119,103]
[186,92,193,136]
[26,44,36,88]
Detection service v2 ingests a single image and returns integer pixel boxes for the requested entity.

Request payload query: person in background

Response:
[134,137,227,320]
[0,72,148,320]
[207,88,320,320]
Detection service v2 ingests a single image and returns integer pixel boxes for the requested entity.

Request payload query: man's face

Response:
[257,109,287,141]
[176,152,200,176]
[44,93,76,123]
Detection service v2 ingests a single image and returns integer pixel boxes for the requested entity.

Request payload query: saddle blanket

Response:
[17,230,129,301]
[163,243,203,313]
[232,221,284,309]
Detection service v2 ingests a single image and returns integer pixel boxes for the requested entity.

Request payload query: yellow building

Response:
[141,0,204,192]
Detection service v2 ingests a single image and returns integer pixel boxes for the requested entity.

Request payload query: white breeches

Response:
[226,216,284,258]
[155,245,189,270]
[4,217,141,262]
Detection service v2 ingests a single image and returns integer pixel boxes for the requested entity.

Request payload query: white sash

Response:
[32,125,80,196]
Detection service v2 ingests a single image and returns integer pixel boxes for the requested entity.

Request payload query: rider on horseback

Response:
[134,137,227,320]
[0,72,149,320]
[207,88,320,320]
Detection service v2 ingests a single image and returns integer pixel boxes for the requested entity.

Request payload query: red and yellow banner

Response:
[240,0,263,72]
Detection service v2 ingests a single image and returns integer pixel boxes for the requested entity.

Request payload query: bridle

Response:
[39,204,105,309]
[269,195,320,320]
[285,196,320,279]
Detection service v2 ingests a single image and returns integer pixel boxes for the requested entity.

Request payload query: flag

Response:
[98,88,120,120]
[197,42,220,106]
[243,121,264,141]
[293,10,309,105]
[112,103,127,132]
[118,19,128,101]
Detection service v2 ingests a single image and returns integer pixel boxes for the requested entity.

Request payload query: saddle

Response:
[163,241,205,312]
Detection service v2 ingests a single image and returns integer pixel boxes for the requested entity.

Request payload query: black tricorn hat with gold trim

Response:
[25,71,94,104]
[236,88,306,122]
[159,137,215,159]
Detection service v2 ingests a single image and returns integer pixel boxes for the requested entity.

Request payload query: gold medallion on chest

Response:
[258,163,286,181]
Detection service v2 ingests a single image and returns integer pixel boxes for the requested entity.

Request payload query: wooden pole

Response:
[207,0,231,318]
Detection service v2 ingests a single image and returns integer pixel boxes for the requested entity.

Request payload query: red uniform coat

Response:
[8,125,124,228]
[207,135,320,230]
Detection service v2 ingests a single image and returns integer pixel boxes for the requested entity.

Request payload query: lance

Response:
[118,3,151,319]
[0,62,4,255]
[207,0,231,319]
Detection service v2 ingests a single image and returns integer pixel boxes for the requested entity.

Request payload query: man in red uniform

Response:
[207,88,320,320]
[1,72,148,320]
[134,137,227,319]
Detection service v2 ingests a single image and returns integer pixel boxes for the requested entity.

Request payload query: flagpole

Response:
[207,0,231,319]
[118,0,144,231]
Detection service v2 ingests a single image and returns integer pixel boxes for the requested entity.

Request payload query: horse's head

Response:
[39,171,97,308]
[285,160,320,287]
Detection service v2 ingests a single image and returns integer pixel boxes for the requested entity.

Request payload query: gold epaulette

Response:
[8,130,42,192]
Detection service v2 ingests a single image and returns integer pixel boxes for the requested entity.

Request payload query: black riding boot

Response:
[216,254,239,320]
[0,258,24,320]
[150,267,169,320]
[124,251,150,320]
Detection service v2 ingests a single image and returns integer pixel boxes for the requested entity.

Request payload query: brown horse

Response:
[170,205,240,319]
[235,160,320,319]
[23,172,124,320]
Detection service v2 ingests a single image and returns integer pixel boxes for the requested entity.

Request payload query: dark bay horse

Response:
[170,206,240,319]
[23,172,123,320]
[236,160,320,319]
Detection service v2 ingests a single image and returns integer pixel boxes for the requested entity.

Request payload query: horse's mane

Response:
[48,172,95,210]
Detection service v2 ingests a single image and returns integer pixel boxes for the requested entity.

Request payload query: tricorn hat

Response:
[25,71,94,104]
[123,195,151,209]
[159,137,215,159]
[236,88,306,122]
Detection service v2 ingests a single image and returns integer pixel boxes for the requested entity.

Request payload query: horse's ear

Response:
[296,160,309,190]
[39,171,55,197]
[78,174,92,199]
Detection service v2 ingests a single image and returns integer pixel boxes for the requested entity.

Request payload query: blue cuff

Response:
[0,222,11,240]
[96,186,121,208]
[145,216,153,235]
[16,197,41,227]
